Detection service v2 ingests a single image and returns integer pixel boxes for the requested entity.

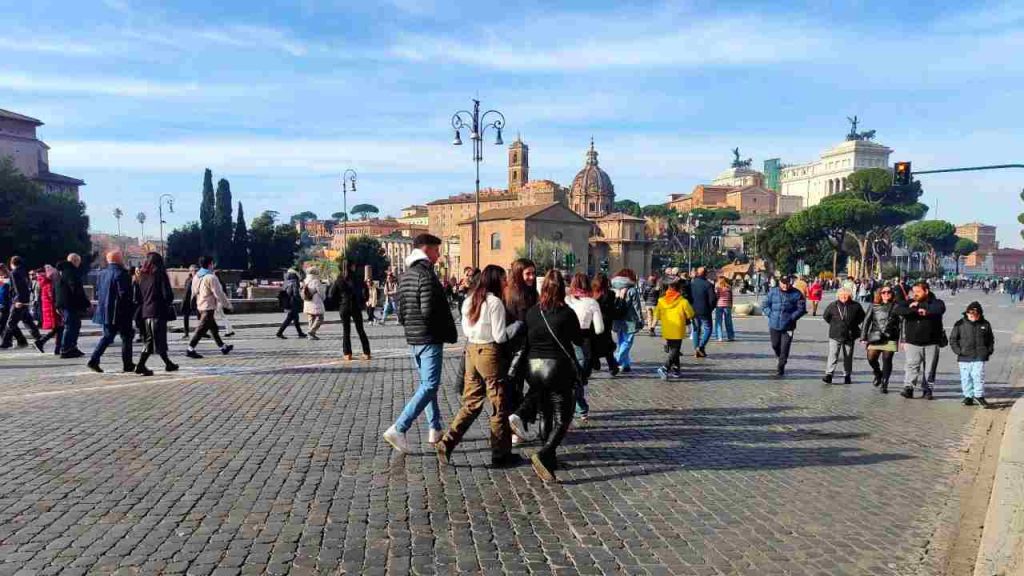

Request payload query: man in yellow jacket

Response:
[654,278,696,379]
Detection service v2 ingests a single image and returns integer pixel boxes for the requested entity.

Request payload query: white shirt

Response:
[565,294,604,334]
[461,293,508,344]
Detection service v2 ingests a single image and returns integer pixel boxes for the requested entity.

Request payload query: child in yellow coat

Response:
[654,278,696,379]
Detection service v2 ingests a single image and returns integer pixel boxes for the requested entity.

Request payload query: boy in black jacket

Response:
[949,301,994,407]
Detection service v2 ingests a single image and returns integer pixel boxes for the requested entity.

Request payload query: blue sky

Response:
[3,0,1023,246]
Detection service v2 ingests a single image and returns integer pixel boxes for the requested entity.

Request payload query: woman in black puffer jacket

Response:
[861,285,901,393]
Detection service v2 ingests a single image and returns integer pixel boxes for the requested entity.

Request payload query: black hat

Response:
[966,301,984,315]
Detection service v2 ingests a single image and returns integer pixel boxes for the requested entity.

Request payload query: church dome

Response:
[569,140,615,218]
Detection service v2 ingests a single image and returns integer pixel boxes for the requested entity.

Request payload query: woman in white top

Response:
[436,265,519,467]
[564,272,603,421]
[302,267,326,340]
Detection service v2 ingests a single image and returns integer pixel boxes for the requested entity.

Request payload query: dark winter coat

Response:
[56,261,89,312]
[397,255,457,345]
[689,276,716,319]
[92,264,134,326]
[9,267,32,305]
[949,308,994,362]
[761,287,806,332]
[894,293,946,346]
[821,299,866,343]
[138,270,175,320]
[862,302,900,344]
[332,274,366,314]
[282,273,303,310]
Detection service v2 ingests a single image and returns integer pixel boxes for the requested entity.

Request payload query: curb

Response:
[78,318,347,338]
[973,321,1024,576]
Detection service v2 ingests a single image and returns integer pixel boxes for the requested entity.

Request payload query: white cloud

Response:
[0,37,102,56]
[0,72,199,97]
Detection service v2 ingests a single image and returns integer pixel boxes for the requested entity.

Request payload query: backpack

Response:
[277,289,291,310]
[301,282,313,301]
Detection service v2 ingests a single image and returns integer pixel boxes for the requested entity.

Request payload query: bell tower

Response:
[508,136,528,196]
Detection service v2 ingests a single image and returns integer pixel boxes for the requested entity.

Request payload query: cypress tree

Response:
[232,202,249,271]
[214,178,233,264]
[199,168,216,256]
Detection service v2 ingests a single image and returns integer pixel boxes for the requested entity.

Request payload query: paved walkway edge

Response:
[973,323,1024,576]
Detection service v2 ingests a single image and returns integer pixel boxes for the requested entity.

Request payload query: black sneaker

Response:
[33,340,45,354]
[976,397,989,408]
[821,374,833,384]
[490,453,524,469]
[165,362,180,372]
[776,367,785,377]
[922,388,934,400]
[134,366,154,377]
[60,349,85,359]
[621,366,631,374]
[309,334,320,341]
[86,362,103,373]
[223,331,236,337]
[275,333,287,339]
[843,375,852,385]
[221,345,234,355]
[186,350,203,359]
[872,375,881,387]
[901,386,914,399]
[880,380,889,394]
[962,397,975,406]
[609,365,620,376]
[297,334,308,339]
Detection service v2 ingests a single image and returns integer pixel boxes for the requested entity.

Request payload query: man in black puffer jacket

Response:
[949,301,994,407]
[56,254,90,358]
[383,233,458,454]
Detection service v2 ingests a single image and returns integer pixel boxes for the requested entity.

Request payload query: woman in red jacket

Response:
[808,279,824,316]
[35,265,64,355]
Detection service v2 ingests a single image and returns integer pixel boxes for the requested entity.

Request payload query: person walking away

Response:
[56,254,89,358]
[503,258,537,445]
[611,268,645,373]
[332,261,371,361]
[688,266,716,358]
[383,234,458,453]
[180,265,198,339]
[437,265,520,468]
[365,277,379,324]
[515,270,583,483]
[861,286,901,394]
[276,269,307,339]
[642,274,660,336]
[565,272,603,423]
[381,272,399,325]
[794,276,810,300]
[949,301,994,407]
[130,267,146,343]
[808,279,824,316]
[821,287,865,384]
[761,275,807,377]
[712,276,735,342]
[1,256,44,350]
[590,273,620,376]
[894,281,946,400]
[28,269,41,324]
[34,265,64,355]
[87,251,136,373]
[302,267,325,340]
[186,256,234,359]
[135,252,179,375]
[654,278,696,380]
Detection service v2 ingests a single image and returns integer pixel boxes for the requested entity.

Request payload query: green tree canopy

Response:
[290,211,318,223]
[166,222,201,268]
[515,237,572,273]
[904,220,957,272]
[612,199,642,216]
[0,157,91,269]
[337,235,390,280]
[331,211,348,221]
[641,204,675,218]
[350,204,380,220]
[199,168,216,256]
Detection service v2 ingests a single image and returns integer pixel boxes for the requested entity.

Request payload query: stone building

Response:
[779,122,892,208]
[590,213,652,274]
[397,205,429,227]
[0,108,85,199]
[666,157,802,217]
[956,222,998,268]
[569,140,615,218]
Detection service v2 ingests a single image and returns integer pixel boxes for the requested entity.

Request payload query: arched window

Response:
[490,232,501,250]
[589,202,595,213]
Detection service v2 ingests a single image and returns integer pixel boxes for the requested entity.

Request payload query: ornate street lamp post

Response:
[341,169,357,262]
[686,214,701,275]
[158,194,174,258]
[451,99,505,269]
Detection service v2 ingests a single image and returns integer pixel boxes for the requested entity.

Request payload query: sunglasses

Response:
[880,290,892,294]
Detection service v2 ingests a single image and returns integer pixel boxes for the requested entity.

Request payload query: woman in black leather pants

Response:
[512,269,583,482]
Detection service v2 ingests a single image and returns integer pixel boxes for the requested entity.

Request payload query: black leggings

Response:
[516,358,575,468]
[341,309,370,356]
[866,350,894,382]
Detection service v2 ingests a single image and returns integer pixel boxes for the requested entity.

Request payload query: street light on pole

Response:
[136,212,147,247]
[686,214,700,275]
[158,194,174,258]
[451,99,505,270]
[341,169,357,262]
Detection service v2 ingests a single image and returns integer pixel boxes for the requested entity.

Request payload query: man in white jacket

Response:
[186,256,234,359]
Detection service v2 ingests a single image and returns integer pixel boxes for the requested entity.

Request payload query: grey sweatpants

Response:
[826,339,854,377]
[904,343,939,388]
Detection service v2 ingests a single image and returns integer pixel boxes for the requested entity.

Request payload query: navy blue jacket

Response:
[92,264,134,326]
[9,267,32,305]
[761,287,807,332]
[689,277,717,318]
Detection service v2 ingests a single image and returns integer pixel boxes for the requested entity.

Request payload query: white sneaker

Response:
[427,429,442,445]
[512,434,523,446]
[383,425,410,454]
[509,414,529,440]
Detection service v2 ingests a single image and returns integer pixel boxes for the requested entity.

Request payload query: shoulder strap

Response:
[540,308,579,368]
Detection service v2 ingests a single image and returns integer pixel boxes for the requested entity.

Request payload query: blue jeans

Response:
[62,309,81,351]
[691,316,712,350]
[89,323,134,368]
[613,328,636,369]
[395,344,444,433]
[712,306,734,341]
[959,361,986,398]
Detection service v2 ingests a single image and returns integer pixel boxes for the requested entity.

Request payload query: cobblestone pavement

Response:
[0,290,1020,575]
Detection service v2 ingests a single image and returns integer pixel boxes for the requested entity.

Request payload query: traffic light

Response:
[564,253,576,268]
[893,161,912,186]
